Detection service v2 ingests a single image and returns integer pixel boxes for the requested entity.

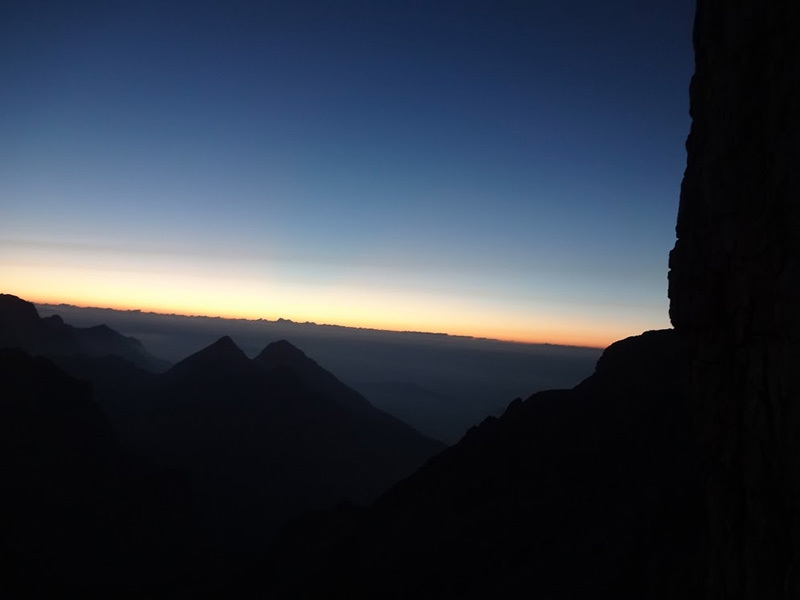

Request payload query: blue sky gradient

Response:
[1,0,695,346]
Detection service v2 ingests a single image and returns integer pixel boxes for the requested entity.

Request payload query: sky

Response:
[0,0,696,348]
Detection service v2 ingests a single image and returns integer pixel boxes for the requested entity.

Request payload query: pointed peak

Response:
[267,339,305,355]
[255,339,309,366]
[254,338,373,412]
[168,335,249,377]
[205,335,246,358]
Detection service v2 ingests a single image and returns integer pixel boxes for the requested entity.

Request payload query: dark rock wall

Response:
[669,1,800,597]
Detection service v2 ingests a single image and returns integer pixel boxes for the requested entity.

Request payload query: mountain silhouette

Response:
[62,335,444,549]
[254,339,373,412]
[0,348,207,598]
[0,297,710,597]
[0,295,444,552]
[0,294,169,372]
[264,330,707,598]
[165,335,251,381]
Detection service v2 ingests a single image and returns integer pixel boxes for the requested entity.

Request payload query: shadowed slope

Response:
[0,349,204,598]
[264,330,707,599]
[81,336,444,549]
[165,335,251,381]
[255,339,372,412]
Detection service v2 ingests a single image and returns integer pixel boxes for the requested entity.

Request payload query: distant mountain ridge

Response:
[34,300,601,442]
[0,294,170,372]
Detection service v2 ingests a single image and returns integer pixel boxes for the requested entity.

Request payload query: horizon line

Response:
[31,298,609,350]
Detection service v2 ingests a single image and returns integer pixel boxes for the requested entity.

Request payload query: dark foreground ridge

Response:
[0,294,709,598]
[0,326,707,598]
[258,329,707,599]
[4,0,798,595]
[0,349,204,598]
[0,321,445,596]
[0,299,444,550]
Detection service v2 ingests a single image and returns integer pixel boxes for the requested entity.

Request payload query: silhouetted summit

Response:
[0,293,40,330]
[257,338,307,363]
[0,294,169,372]
[166,335,250,380]
[206,335,246,357]
[255,339,372,412]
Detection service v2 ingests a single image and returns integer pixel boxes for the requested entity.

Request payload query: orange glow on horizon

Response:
[18,290,631,350]
[1,260,665,350]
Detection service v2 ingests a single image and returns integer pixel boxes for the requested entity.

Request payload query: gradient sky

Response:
[1,0,695,348]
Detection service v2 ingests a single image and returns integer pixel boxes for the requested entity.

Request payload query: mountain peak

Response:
[203,336,247,360]
[167,335,249,379]
[0,294,41,324]
[257,339,308,365]
[254,339,373,412]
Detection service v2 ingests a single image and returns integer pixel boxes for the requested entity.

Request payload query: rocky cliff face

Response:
[668,1,800,596]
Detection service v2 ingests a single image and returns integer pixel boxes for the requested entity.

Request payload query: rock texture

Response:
[668,1,800,597]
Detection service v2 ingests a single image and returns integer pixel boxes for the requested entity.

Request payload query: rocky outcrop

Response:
[668,1,800,596]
